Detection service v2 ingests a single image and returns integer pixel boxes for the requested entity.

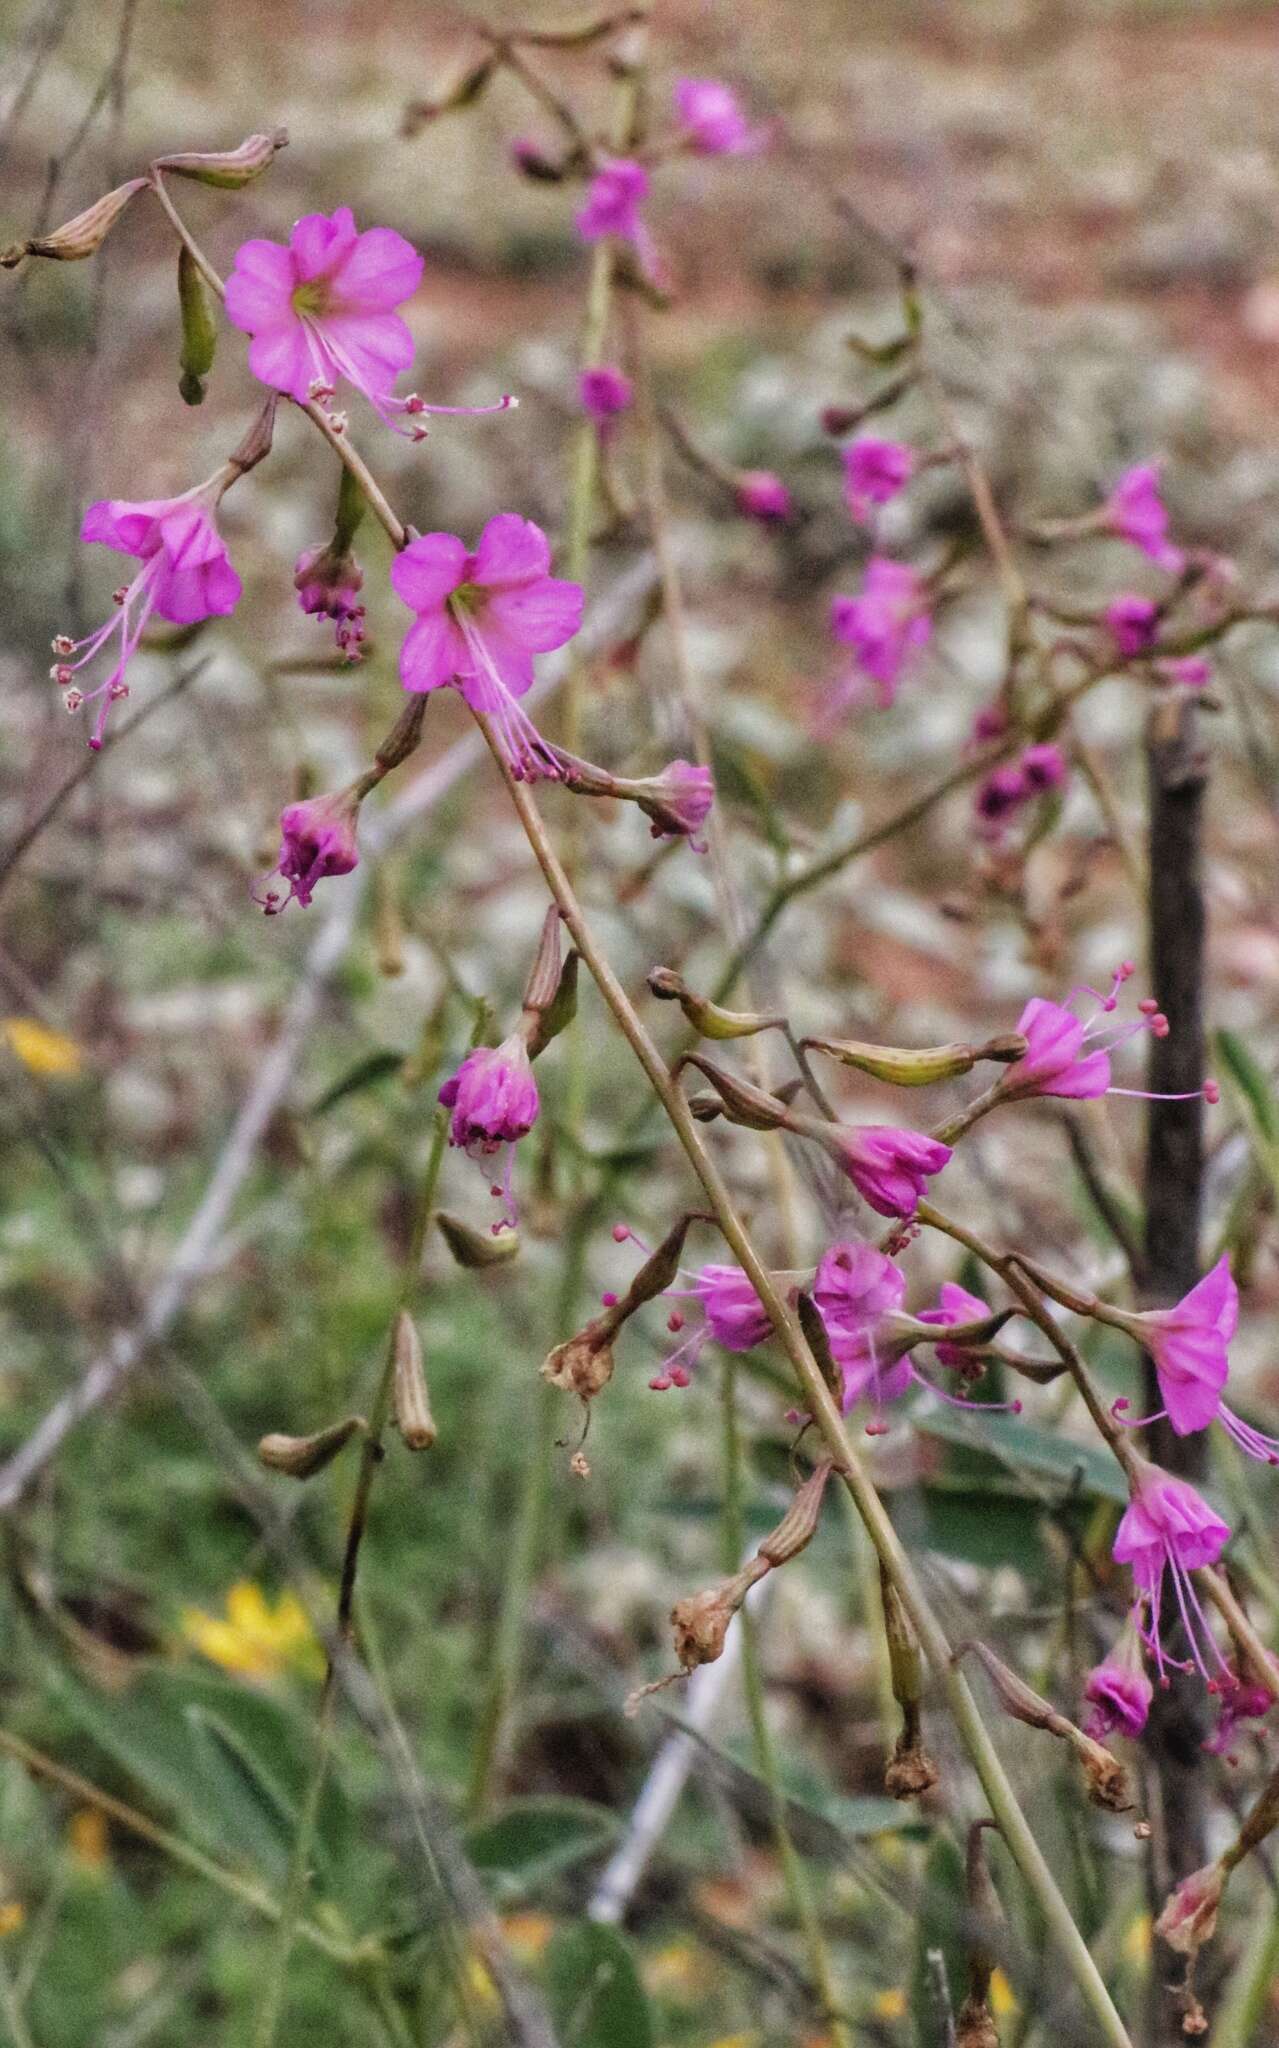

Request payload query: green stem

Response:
[721,1363,850,2044]
[252,1110,450,2048]
[0,1949,34,2048]
[479,718,1135,2048]
[1211,1888,1279,2048]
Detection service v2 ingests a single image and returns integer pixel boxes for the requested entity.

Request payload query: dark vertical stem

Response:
[1142,694,1210,2046]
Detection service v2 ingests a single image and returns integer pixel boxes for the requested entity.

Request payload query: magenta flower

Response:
[225,206,512,436]
[439,1033,539,1229]
[628,759,715,848]
[969,699,1010,748]
[579,364,633,426]
[1110,1256,1279,1460]
[294,541,365,661]
[822,1124,952,1219]
[636,1254,770,1391]
[575,159,663,283]
[993,963,1220,1121]
[1113,1459,1230,1685]
[55,481,241,748]
[814,1244,1014,1429]
[736,471,792,523]
[975,763,1030,830]
[829,558,932,711]
[1157,655,1212,690]
[917,1281,993,1371]
[390,514,582,781]
[1105,593,1160,657]
[1020,742,1067,792]
[674,77,767,156]
[1083,1622,1153,1742]
[1202,1658,1278,1758]
[255,788,361,916]
[1104,464,1184,574]
[842,438,915,525]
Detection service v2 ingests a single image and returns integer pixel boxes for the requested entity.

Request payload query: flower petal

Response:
[224,238,295,333]
[471,513,551,589]
[484,575,583,654]
[390,533,469,614]
[320,310,415,396]
[289,207,358,283]
[328,226,424,312]
[246,321,312,402]
[399,609,467,693]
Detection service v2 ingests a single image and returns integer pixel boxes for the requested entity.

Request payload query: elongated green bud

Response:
[880,1565,939,1798]
[177,243,217,405]
[153,128,288,188]
[648,967,784,1041]
[1,177,149,269]
[436,1210,521,1268]
[258,1414,364,1478]
[802,1032,1027,1086]
[392,1310,436,1449]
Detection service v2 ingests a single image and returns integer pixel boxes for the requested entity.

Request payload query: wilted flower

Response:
[629,758,714,846]
[917,1281,994,1371]
[674,77,767,156]
[391,514,582,781]
[828,557,932,711]
[1154,1860,1227,1958]
[225,206,512,435]
[1105,593,1160,657]
[651,1260,770,1390]
[1104,464,1184,574]
[57,481,241,747]
[294,540,365,660]
[1082,1620,1153,1741]
[842,437,915,524]
[255,787,361,915]
[439,1033,539,1229]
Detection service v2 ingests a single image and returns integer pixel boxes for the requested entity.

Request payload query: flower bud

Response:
[392,1310,436,1449]
[1,177,149,268]
[802,1032,1028,1086]
[177,243,217,405]
[227,394,279,478]
[258,1414,364,1478]
[648,968,784,1041]
[436,1210,521,1268]
[153,128,289,188]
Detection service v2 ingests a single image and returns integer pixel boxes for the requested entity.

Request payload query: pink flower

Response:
[627,759,715,848]
[826,1125,952,1218]
[439,1032,539,1229]
[294,541,365,661]
[225,206,512,436]
[255,788,360,915]
[993,962,1219,1117]
[1020,742,1067,792]
[1105,593,1159,657]
[55,481,241,748]
[968,699,1010,748]
[1157,655,1212,690]
[736,471,792,523]
[390,514,582,781]
[975,763,1030,829]
[814,1240,913,1413]
[1202,1659,1277,1759]
[674,77,767,156]
[917,1281,992,1370]
[1104,464,1184,574]
[575,160,662,282]
[842,438,915,524]
[636,1254,770,1391]
[1132,1257,1237,1436]
[1082,1622,1153,1741]
[579,364,633,425]
[829,558,932,710]
[1113,1459,1230,1685]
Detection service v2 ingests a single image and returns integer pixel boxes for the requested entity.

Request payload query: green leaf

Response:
[184,1705,303,1879]
[546,1922,653,2048]
[910,1830,966,2048]
[308,1050,404,1115]
[1216,1028,1279,1145]
[917,1409,1129,1505]
[913,1489,1053,1572]
[464,1799,619,1903]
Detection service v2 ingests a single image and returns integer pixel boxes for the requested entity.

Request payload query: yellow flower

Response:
[1,1017,83,1078]
[67,1807,109,1873]
[500,1913,555,1962]
[1124,1911,1152,1966]
[874,1988,908,2021]
[0,1903,24,1937]
[989,1969,1017,2017]
[644,1938,713,1999]
[179,1582,322,1680]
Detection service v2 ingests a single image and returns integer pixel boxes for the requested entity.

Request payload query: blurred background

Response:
[3,2,1279,2044]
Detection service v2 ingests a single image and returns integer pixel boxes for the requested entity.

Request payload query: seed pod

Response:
[436,1210,521,1268]
[647,967,784,1041]
[521,907,579,1059]
[227,394,278,478]
[672,1052,790,1132]
[258,1414,364,1478]
[153,128,288,188]
[802,1032,1028,1086]
[177,243,217,405]
[670,1585,738,1671]
[1,177,149,269]
[392,1310,436,1449]
[758,1460,832,1566]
